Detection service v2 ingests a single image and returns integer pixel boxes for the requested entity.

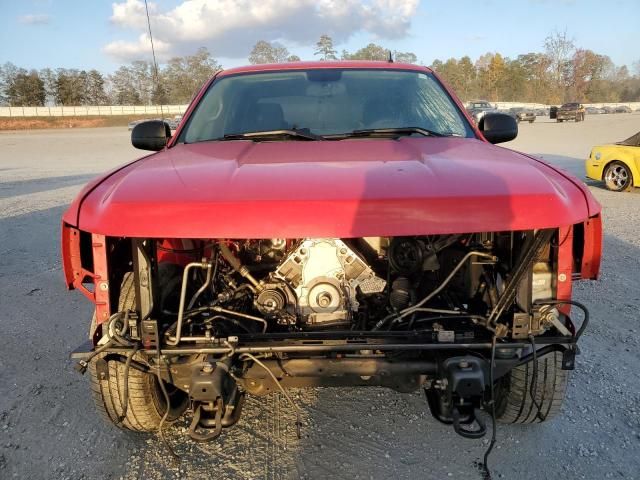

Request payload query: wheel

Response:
[494,351,568,424]
[88,272,188,432]
[557,119,562,123]
[529,119,534,123]
[603,161,633,192]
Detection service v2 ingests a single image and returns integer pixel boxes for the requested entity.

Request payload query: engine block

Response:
[274,239,386,325]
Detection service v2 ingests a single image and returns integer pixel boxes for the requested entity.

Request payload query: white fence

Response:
[494,102,549,110]
[0,105,189,117]
[584,102,640,110]
[2,101,639,118]
[484,101,640,110]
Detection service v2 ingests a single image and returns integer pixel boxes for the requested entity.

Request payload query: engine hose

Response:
[390,308,463,330]
[400,251,496,317]
[187,259,214,310]
[209,316,252,333]
[75,312,131,374]
[482,335,498,479]
[155,353,180,461]
[217,241,263,292]
[372,251,496,330]
[117,343,140,424]
[211,306,267,333]
[75,338,115,374]
[406,314,490,330]
[110,310,134,347]
[165,307,263,340]
[483,272,498,309]
[533,299,589,340]
[166,261,212,346]
[528,335,546,421]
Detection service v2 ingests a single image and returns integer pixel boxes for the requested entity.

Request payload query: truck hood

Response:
[66,137,599,238]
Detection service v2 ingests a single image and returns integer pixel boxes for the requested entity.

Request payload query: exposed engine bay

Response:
[73,229,588,444]
[155,232,563,341]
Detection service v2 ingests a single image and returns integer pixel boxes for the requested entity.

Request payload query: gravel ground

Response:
[1,115,639,480]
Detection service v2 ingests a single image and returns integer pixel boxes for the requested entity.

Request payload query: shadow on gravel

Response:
[2,200,639,479]
[0,174,95,199]
[288,232,640,480]
[529,153,586,180]
[295,234,638,480]
[0,204,143,480]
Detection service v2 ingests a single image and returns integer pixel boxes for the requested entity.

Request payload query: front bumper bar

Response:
[72,331,578,364]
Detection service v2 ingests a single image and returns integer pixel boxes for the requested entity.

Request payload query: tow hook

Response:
[452,406,486,439]
[189,399,224,442]
[425,356,488,439]
[187,359,245,442]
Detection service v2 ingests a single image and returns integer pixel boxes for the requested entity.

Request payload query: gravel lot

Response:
[1,115,639,480]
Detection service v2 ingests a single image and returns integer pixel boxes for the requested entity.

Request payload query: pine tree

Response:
[314,35,337,61]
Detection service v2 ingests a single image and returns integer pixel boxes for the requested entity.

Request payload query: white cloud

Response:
[104,0,419,61]
[18,14,51,25]
[103,33,172,59]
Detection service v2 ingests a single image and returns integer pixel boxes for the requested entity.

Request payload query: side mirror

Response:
[479,112,518,144]
[131,120,171,151]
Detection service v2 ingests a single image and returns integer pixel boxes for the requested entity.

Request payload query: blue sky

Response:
[1,0,638,73]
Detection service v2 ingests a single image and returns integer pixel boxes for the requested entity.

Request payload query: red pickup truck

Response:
[64,61,601,445]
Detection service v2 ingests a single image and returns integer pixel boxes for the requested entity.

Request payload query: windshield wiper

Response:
[326,127,451,139]
[221,129,325,141]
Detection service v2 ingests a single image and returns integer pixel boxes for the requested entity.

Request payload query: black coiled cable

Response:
[533,299,589,340]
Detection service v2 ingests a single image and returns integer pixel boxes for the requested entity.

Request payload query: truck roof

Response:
[218,60,432,78]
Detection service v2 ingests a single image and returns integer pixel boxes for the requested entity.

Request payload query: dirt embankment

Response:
[0,115,160,131]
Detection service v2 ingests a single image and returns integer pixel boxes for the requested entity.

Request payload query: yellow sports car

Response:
[586,131,640,191]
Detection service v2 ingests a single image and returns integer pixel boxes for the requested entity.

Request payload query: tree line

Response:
[0,32,638,107]
[431,32,640,104]
[0,47,221,108]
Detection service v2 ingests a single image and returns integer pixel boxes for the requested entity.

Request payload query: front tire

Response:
[88,272,188,432]
[603,161,633,192]
[494,351,568,424]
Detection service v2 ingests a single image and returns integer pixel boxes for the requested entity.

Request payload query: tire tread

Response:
[87,272,167,432]
[496,351,568,424]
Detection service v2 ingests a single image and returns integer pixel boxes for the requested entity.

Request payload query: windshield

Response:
[618,131,640,147]
[179,69,474,143]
